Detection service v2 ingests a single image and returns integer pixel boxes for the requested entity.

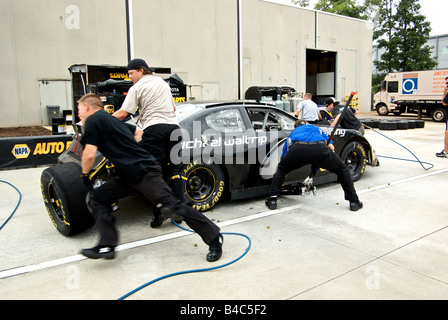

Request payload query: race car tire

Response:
[395,120,409,130]
[360,119,374,129]
[378,120,397,130]
[180,163,227,212]
[407,120,417,129]
[415,120,425,128]
[370,118,380,128]
[340,141,367,182]
[41,162,94,236]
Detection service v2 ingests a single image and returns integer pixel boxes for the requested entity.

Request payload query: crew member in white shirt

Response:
[294,92,322,124]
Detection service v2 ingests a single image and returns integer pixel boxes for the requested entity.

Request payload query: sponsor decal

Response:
[402,73,418,95]
[11,144,30,159]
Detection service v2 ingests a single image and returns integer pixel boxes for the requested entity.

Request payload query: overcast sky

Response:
[266,0,446,36]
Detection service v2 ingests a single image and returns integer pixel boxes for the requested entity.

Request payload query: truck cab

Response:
[373,76,400,116]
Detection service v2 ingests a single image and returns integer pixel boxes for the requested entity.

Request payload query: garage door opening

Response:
[306,49,336,105]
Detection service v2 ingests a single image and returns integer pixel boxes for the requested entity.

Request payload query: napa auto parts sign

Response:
[0,135,73,169]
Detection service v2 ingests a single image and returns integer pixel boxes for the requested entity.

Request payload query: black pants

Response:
[88,162,220,247]
[269,142,359,202]
[139,123,184,202]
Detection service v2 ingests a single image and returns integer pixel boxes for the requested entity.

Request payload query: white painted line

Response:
[358,168,448,194]
[0,204,304,280]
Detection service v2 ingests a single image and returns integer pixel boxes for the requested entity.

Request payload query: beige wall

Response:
[244,0,373,109]
[132,0,238,102]
[0,0,127,127]
[0,0,373,127]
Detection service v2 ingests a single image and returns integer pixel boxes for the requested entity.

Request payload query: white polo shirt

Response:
[120,75,179,130]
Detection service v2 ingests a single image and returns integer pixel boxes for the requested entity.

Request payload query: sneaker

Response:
[350,200,363,212]
[81,245,116,259]
[150,214,168,228]
[207,234,223,262]
[436,150,448,158]
[265,196,277,210]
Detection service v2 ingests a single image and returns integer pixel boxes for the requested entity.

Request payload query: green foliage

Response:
[314,0,369,19]
[373,0,437,89]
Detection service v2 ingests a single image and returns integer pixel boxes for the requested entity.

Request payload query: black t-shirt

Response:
[332,106,362,130]
[80,110,156,185]
[443,93,448,104]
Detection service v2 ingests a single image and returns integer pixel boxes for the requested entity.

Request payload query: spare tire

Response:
[415,120,425,128]
[41,162,94,236]
[378,120,397,130]
[360,119,374,129]
[395,120,409,130]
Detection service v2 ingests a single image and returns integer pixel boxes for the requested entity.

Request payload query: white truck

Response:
[373,69,448,122]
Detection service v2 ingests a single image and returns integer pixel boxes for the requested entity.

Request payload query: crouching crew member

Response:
[266,119,363,212]
[78,93,223,261]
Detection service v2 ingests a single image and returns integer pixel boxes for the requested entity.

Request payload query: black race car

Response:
[41,101,378,236]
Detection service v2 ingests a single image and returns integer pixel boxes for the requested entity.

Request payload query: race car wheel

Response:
[340,141,367,182]
[41,162,94,236]
[180,163,226,212]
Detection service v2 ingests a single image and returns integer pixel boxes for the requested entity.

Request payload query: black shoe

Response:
[150,214,168,228]
[207,234,223,262]
[81,245,116,259]
[265,196,277,210]
[350,200,363,211]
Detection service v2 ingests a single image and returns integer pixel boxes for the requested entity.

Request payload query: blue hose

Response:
[0,180,22,231]
[366,125,434,170]
[117,220,252,300]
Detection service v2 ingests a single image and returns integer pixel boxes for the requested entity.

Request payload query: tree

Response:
[313,0,369,20]
[393,0,437,71]
[373,0,437,91]
[290,0,310,7]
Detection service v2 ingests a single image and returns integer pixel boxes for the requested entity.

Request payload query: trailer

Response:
[373,69,448,122]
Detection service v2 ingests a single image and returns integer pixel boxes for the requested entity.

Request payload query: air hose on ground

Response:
[0,180,22,231]
[363,123,434,170]
[117,220,252,300]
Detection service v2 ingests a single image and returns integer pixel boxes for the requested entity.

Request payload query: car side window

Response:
[246,108,295,131]
[204,108,246,132]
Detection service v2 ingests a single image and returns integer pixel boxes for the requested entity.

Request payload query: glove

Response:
[81,171,94,187]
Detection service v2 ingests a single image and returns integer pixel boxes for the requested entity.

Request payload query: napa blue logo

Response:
[12,144,30,159]
[402,73,418,95]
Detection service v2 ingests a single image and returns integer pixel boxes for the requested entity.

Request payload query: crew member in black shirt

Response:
[77,93,223,261]
[325,97,365,135]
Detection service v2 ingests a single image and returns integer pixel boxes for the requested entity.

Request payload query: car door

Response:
[244,107,310,181]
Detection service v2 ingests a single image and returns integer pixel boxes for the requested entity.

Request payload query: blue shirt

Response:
[282,124,332,157]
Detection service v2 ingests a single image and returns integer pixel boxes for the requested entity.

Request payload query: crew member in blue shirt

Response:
[266,119,363,211]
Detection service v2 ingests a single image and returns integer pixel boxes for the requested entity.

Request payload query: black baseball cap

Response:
[325,97,340,106]
[127,58,155,72]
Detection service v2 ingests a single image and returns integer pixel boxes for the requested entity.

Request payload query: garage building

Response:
[1,0,373,128]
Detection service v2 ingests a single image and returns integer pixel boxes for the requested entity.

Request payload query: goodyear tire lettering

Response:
[181,163,226,212]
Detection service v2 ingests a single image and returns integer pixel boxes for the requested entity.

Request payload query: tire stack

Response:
[360,118,425,131]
